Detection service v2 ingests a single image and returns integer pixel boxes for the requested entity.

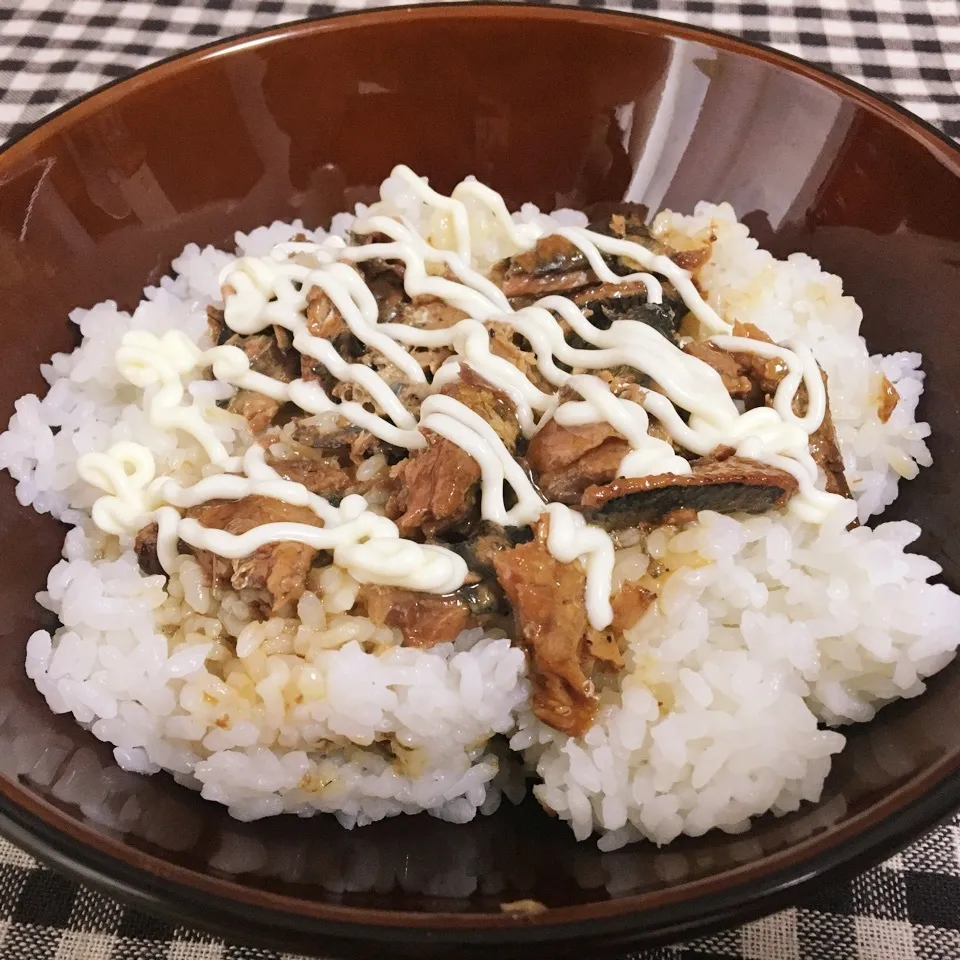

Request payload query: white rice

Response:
[1,186,955,847]
[514,503,959,848]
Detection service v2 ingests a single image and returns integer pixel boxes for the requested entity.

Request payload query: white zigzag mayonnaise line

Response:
[77,167,843,629]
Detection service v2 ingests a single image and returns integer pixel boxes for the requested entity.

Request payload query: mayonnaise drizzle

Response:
[77,441,165,536]
[79,443,468,595]
[116,332,235,465]
[78,167,847,631]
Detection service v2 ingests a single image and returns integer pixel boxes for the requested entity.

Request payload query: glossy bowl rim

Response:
[1,2,959,948]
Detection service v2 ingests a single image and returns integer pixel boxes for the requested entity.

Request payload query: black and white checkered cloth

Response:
[0,0,958,144]
[0,1,959,957]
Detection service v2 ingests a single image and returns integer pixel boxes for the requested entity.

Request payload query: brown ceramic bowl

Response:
[2,4,960,957]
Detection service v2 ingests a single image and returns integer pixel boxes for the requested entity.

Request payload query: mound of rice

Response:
[1,190,956,848]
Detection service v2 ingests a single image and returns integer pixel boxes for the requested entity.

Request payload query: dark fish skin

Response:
[493,205,699,344]
[291,420,365,451]
[446,521,534,580]
[583,482,791,529]
[580,456,799,530]
[502,234,588,279]
[584,208,676,262]
[458,580,509,619]
[134,523,164,577]
[576,291,685,343]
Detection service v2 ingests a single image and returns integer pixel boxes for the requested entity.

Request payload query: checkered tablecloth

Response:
[1,1,959,958]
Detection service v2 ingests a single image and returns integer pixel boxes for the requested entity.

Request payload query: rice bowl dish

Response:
[1,167,955,853]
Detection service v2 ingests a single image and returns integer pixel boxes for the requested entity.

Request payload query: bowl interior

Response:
[2,2,960,943]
